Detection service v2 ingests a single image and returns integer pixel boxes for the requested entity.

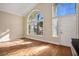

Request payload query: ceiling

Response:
[0,3,37,16]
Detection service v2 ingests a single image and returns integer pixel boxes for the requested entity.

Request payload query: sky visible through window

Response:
[56,3,76,16]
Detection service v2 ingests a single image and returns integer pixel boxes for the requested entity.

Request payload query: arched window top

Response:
[28,9,44,22]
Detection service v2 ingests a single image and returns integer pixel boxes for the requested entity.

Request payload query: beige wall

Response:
[24,3,79,46]
[0,3,78,44]
[24,3,60,44]
[0,11,23,41]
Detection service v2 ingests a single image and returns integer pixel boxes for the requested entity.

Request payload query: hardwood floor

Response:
[0,38,72,56]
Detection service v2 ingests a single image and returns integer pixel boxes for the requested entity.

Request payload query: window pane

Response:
[56,3,76,16]
[52,18,58,37]
[28,10,43,36]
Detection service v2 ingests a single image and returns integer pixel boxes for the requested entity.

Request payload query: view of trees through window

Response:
[27,10,44,36]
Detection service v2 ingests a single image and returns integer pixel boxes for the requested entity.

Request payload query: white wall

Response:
[54,14,78,56]
[24,3,79,47]
[58,14,78,47]
[24,3,60,45]
[0,11,23,42]
[0,3,78,45]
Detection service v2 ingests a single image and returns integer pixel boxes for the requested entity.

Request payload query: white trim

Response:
[27,9,44,36]
[0,4,37,16]
[22,4,37,16]
[0,9,22,16]
[71,44,77,56]
[25,36,60,45]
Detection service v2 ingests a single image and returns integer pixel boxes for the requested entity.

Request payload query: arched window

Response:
[27,10,44,36]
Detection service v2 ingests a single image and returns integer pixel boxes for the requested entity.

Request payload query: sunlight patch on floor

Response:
[7,45,50,56]
[0,40,33,48]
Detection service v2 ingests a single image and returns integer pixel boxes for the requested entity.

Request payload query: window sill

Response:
[26,34,43,37]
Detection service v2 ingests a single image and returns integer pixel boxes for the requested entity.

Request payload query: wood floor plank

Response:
[0,38,72,56]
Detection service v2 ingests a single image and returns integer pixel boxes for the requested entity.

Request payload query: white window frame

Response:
[27,9,44,37]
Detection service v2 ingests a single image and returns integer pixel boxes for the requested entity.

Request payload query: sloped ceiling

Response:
[0,3,37,16]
